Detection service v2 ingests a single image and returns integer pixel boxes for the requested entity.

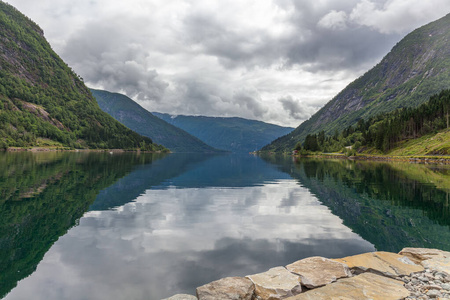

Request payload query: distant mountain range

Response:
[91,89,218,153]
[0,2,161,151]
[153,113,294,153]
[263,13,450,152]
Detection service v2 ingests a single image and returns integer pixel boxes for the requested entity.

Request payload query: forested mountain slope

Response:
[91,89,219,153]
[153,113,294,153]
[0,2,162,150]
[263,13,450,152]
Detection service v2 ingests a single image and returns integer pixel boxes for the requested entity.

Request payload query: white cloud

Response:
[318,10,348,30]
[349,0,450,34]
[4,0,450,127]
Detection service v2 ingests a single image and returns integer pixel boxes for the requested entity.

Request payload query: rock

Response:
[286,256,351,288]
[284,272,409,300]
[426,289,441,298]
[421,256,450,275]
[196,277,254,300]
[334,251,424,277]
[442,283,450,291]
[246,267,302,300]
[162,294,198,300]
[422,284,443,290]
[399,248,450,265]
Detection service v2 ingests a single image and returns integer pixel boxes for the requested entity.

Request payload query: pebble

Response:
[404,269,450,300]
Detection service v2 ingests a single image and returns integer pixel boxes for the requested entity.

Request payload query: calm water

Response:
[1,152,449,299]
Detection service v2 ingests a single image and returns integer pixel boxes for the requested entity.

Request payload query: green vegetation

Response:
[293,90,450,156]
[91,89,218,153]
[263,13,450,152]
[153,112,294,153]
[0,2,165,151]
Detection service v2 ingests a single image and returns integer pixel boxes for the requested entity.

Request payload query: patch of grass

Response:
[388,129,450,156]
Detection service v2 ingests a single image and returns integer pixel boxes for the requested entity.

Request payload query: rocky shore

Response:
[164,248,450,300]
[304,153,450,165]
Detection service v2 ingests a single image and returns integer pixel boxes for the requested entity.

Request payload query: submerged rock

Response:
[196,277,254,300]
[286,256,351,288]
[246,266,302,299]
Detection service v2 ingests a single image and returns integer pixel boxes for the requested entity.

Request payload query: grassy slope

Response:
[387,129,450,156]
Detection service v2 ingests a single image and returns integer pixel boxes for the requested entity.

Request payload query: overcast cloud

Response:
[5,0,450,126]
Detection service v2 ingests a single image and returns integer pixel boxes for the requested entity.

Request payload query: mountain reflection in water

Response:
[2,153,449,299]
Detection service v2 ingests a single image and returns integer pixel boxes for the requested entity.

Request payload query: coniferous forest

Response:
[298,89,450,155]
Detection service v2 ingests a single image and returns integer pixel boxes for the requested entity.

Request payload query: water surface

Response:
[1,153,449,299]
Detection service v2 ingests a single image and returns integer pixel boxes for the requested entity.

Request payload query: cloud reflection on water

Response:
[5,180,374,300]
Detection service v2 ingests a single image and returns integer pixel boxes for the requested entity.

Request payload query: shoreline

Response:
[274,152,450,165]
[2,147,169,153]
[165,248,450,300]
[313,153,450,165]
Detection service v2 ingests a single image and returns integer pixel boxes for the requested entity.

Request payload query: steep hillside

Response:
[264,13,450,152]
[0,2,162,150]
[153,113,294,153]
[91,89,219,153]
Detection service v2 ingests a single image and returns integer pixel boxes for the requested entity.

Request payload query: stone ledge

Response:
[166,248,450,300]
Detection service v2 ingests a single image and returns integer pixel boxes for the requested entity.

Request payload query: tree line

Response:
[296,89,450,154]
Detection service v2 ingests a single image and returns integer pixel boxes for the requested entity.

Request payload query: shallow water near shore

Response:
[1,152,449,299]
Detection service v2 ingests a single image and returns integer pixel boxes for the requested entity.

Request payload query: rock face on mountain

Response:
[263,13,450,152]
[153,112,294,153]
[91,89,218,153]
[0,2,161,150]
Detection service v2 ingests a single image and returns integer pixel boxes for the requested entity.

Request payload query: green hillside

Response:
[153,113,294,153]
[294,90,450,156]
[264,13,450,152]
[0,2,163,151]
[91,89,219,153]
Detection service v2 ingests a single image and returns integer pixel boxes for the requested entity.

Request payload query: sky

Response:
[4,0,450,127]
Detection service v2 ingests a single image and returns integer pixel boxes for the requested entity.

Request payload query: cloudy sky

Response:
[5,0,450,127]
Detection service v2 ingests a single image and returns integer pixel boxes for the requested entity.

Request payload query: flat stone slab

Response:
[400,248,450,274]
[162,294,198,300]
[246,266,302,299]
[196,277,254,300]
[334,251,423,277]
[286,256,351,288]
[285,272,410,300]
[400,248,450,263]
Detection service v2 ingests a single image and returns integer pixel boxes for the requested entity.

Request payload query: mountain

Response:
[0,2,163,150]
[91,89,219,153]
[263,13,450,152]
[153,113,294,153]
